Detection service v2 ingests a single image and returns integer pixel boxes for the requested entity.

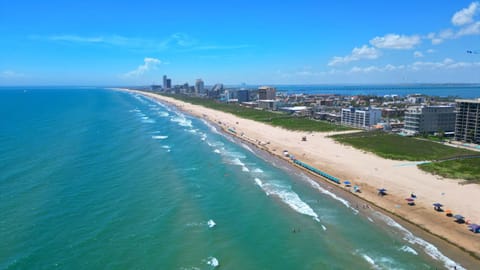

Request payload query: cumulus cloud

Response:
[452,2,479,26]
[370,34,421,49]
[328,45,380,66]
[123,58,161,78]
[413,51,424,58]
[457,21,480,36]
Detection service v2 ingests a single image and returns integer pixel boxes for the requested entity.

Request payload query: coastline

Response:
[117,88,480,268]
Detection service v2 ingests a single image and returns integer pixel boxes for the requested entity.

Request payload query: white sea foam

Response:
[161,145,171,149]
[367,217,374,223]
[253,168,264,173]
[254,178,322,223]
[141,116,149,120]
[254,177,263,187]
[171,115,193,127]
[373,212,464,269]
[305,176,359,214]
[400,245,418,255]
[206,257,219,267]
[202,119,221,134]
[242,166,250,172]
[362,254,377,267]
[152,135,168,140]
[158,112,169,117]
[213,149,221,154]
[207,219,216,228]
[241,143,255,153]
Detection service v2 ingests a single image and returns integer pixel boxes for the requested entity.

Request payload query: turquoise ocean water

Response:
[0,88,467,269]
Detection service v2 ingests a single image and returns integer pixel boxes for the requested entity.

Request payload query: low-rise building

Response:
[341,107,382,128]
[258,100,277,110]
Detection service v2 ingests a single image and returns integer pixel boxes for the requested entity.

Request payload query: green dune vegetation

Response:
[330,131,480,182]
[159,93,352,132]
[418,158,480,183]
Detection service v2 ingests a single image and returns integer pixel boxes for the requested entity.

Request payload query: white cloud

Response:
[457,21,480,36]
[452,2,479,26]
[0,70,24,78]
[344,59,480,73]
[328,45,380,66]
[370,34,421,49]
[413,51,424,58]
[410,58,480,70]
[431,38,444,45]
[426,49,435,53]
[349,64,404,73]
[123,58,161,78]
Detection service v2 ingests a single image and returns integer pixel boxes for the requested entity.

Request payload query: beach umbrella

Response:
[433,203,443,207]
[468,224,480,233]
[344,181,351,186]
[378,188,387,192]
[405,198,414,202]
[453,214,465,220]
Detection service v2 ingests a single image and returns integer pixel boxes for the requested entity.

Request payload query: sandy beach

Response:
[125,89,480,262]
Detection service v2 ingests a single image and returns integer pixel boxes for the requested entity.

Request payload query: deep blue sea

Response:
[0,87,471,269]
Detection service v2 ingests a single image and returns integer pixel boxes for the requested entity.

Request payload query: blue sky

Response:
[1,0,480,85]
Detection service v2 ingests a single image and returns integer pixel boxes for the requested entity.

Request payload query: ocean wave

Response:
[253,168,264,173]
[158,112,169,117]
[171,116,193,127]
[201,119,221,134]
[207,219,216,228]
[206,257,219,268]
[400,245,418,255]
[304,175,359,214]
[152,135,168,140]
[254,178,322,224]
[241,143,255,153]
[373,212,464,269]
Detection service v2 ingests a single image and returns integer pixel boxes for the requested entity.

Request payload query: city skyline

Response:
[1,0,480,86]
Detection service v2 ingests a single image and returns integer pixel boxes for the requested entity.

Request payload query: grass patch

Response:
[419,158,480,182]
[158,93,352,132]
[330,131,476,161]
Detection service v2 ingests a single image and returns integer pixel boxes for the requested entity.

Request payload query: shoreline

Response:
[117,88,480,268]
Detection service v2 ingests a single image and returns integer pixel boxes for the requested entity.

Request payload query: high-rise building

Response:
[403,105,456,135]
[237,90,250,103]
[455,99,480,143]
[162,75,172,89]
[195,79,205,95]
[163,75,167,89]
[258,86,276,100]
[341,107,382,128]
